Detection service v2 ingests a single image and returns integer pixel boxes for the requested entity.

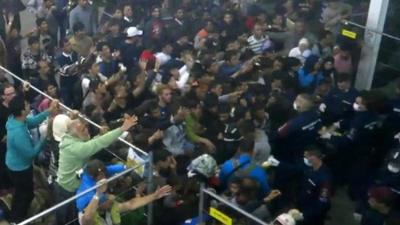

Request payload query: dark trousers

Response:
[8,167,34,223]
[60,76,78,108]
[54,182,78,225]
[0,143,12,190]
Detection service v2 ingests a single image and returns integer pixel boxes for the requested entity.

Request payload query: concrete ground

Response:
[326,188,358,225]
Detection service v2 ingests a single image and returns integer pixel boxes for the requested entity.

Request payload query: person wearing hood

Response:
[297,55,324,94]
[55,114,138,225]
[5,94,59,223]
[288,38,312,64]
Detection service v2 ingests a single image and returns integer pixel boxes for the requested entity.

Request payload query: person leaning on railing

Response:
[5,94,59,223]
[77,159,172,225]
[55,114,139,225]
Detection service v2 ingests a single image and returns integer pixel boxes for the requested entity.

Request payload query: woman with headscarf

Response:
[298,55,324,93]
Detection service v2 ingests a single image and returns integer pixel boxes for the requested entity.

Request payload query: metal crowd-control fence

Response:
[198,184,268,225]
[0,66,148,157]
[0,66,155,225]
[18,162,146,225]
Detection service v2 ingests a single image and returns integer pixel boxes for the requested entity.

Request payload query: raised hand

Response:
[121,114,138,131]
[153,185,172,200]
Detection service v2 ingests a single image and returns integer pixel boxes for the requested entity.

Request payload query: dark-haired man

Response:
[0,84,15,194]
[69,21,93,57]
[57,39,79,107]
[21,36,52,79]
[321,73,358,122]
[69,0,97,36]
[5,95,59,223]
[97,42,119,78]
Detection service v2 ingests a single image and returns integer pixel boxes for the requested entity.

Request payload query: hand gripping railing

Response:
[0,65,148,157]
[17,162,145,225]
[0,66,155,224]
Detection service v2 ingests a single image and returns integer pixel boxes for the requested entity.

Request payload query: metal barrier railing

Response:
[0,66,148,157]
[198,184,268,225]
[18,161,147,225]
[0,66,155,225]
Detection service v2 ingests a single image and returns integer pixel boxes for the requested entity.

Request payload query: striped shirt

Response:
[247,35,268,54]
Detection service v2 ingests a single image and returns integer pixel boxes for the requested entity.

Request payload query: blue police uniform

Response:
[274,160,331,225]
[330,111,379,200]
[298,164,332,225]
[331,111,379,150]
[323,87,359,122]
[274,109,322,161]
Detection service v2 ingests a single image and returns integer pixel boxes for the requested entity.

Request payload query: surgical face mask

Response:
[304,157,312,167]
[388,163,400,173]
[353,102,362,112]
[293,102,300,111]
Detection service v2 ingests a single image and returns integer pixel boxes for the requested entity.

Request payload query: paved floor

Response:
[326,188,358,225]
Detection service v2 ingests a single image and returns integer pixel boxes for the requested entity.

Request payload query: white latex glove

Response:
[394,132,400,142]
[319,103,327,113]
[262,155,280,167]
[320,132,332,140]
[118,63,127,73]
[353,213,362,222]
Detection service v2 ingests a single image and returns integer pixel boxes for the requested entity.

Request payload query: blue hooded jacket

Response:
[76,164,125,212]
[6,110,50,171]
[219,154,270,195]
[298,55,324,93]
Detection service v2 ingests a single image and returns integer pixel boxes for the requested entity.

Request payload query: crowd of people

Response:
[0,0,399,225]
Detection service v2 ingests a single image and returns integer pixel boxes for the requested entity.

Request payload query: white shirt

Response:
[177,65,190,90]
[155,52,171,66]
[247,35,268,55]
[288,47,312,64]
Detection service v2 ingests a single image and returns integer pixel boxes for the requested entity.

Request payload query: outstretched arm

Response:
[118,185,172,213]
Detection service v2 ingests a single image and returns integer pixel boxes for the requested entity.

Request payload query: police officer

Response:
[273,94,322,161]
[298,149,331,225]
[265,147,331,225]
[321,73,358,123]
[320,90,383,199]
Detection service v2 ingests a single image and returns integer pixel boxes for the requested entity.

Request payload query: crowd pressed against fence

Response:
[0,0,399,225]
